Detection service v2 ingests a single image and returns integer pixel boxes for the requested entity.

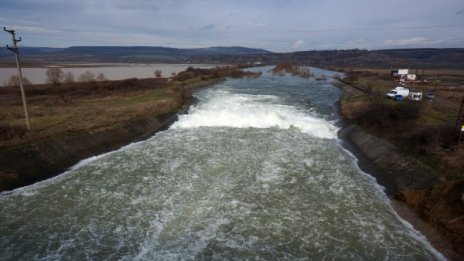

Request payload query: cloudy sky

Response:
[1,0,463,52]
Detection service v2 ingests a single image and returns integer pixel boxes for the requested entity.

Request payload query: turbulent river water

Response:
[0,67,443,260]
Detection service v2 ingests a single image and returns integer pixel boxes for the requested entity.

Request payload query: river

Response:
[0,64,216,85]
[0,67,444,260]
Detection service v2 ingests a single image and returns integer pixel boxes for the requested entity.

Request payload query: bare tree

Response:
[96,73,107,82]
[4,75,32,87]
[63,72,75,84]
[46,67,64,85]
[78,71,96,82]
[154,69,162,78]
[96,73,108,88]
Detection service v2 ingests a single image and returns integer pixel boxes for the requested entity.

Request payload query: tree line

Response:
[2,67,108,87]
[3,68,169,87]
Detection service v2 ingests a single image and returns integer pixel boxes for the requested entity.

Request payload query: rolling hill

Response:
[0,46,463,68]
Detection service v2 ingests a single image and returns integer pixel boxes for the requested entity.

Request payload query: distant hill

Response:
[189,48,464,68]
[0,47,64,56]
[0,46,270,64]
[0,46,463,68]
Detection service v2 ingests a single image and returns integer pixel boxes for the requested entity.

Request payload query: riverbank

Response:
[336,76,464,260]
[0,66,261,191]
[339,122,462,260]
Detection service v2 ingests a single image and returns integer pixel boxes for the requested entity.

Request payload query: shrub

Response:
[355,100,421,129]
[46,67,64,85]
[4,75,32,87]
[405,125,457,151]
[78,71,96,82]
[63,72,75,84]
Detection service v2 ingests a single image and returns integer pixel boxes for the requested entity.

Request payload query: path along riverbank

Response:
[336,80,463,260]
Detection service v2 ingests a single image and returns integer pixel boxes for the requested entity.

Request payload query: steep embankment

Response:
[395,182,464,257]
[0,112,180,191]
[341,124,464,259]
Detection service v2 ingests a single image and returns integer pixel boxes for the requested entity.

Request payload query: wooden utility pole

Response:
[3,27,31,130]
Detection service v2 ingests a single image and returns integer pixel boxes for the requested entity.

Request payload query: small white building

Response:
[406,74,417,81]
[398,69,409,75]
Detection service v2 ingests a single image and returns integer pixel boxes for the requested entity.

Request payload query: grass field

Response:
[0,78,184,147]
[337,67,464,180]
[0,66,260,148]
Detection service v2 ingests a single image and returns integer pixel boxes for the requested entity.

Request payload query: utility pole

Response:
[3,27,31,130]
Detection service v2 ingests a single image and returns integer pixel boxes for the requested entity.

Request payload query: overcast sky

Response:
[1,0,463,52]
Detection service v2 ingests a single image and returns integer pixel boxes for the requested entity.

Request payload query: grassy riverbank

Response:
[0,66,261,191]
[0,66,259,148]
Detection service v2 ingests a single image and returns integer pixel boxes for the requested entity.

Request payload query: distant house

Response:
[398,69,409,75]
[391,68,417,82]
[391,68,408,77]
[406,74,417,81]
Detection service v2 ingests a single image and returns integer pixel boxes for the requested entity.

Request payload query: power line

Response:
[3,27,31,130]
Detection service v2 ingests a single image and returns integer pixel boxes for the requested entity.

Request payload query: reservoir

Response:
[0,67,443,260]
[0,64,216,85]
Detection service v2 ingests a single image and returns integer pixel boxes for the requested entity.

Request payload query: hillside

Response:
[190,48,464,68]
[1,46,463,68]
[0,46,270,65]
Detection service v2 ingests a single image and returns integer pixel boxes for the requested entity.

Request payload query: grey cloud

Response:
[199,24,215,31]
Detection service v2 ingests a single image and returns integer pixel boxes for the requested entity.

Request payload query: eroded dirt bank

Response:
[340,123,464,259]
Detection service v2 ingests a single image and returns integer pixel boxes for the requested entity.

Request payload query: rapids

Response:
[0,67,443,260]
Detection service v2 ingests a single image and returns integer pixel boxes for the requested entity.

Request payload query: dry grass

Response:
[339,68,464,180]
[0,75,187,147]
[0,66,256,148]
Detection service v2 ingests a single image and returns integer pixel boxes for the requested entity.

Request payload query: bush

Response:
[46,67,64,85]
[355,100,421,129]
[406,125,457,151]
[4,75,32,87]
[78,71,96,82]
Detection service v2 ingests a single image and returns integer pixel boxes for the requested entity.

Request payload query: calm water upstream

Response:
[0,67,443,260]
[0,64,216,85]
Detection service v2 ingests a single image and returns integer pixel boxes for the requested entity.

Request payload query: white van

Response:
[386,86,410,99]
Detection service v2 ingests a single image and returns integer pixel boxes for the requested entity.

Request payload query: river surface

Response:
[0,67,443,260]
[0,64,215,85]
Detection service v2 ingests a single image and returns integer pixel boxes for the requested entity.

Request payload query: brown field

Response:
[337,67,464,180]
[0,66,260,149]
[0,78,186,148]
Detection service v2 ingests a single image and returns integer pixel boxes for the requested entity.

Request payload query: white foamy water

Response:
[0,67,444,260]
[172,91,338,139]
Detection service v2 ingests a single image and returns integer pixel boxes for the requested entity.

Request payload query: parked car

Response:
[386,86,410,99]
[408,91,423,101]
